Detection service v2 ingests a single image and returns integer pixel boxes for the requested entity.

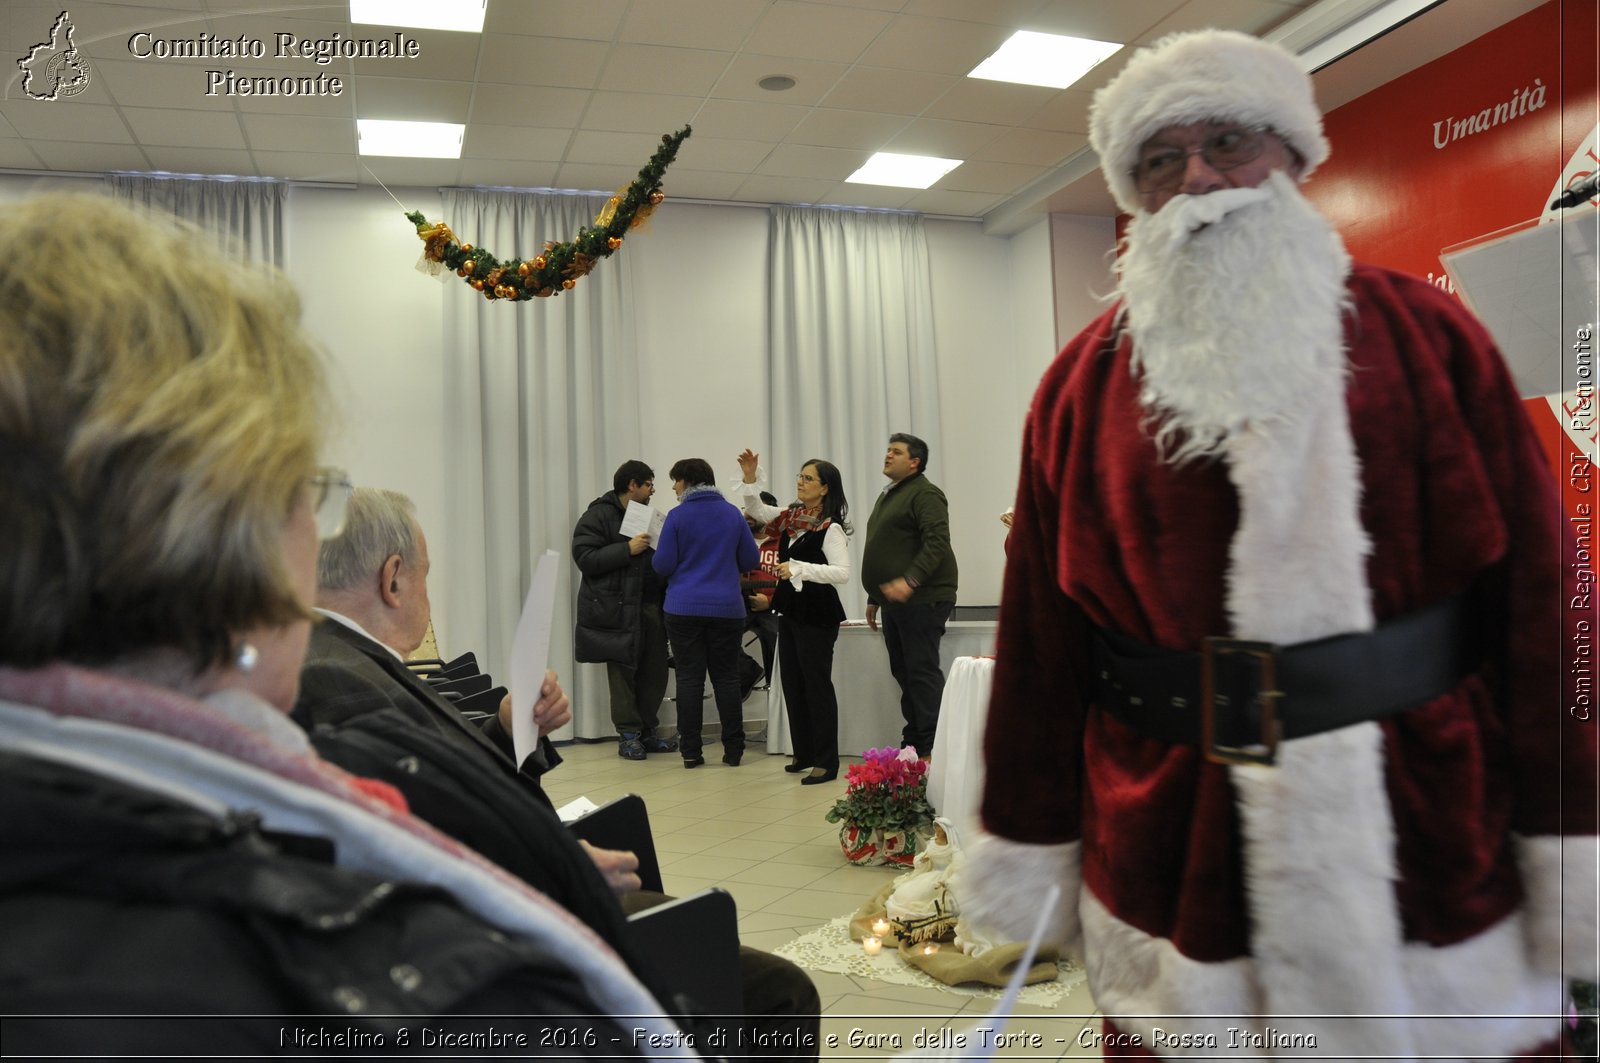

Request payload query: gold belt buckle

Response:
[1201,637,1283,766]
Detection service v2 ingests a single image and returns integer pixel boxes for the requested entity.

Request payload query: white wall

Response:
[0,172,1116,656]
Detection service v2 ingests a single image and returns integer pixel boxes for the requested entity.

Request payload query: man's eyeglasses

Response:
[1131,126,1271,193]
[309,466,353,539]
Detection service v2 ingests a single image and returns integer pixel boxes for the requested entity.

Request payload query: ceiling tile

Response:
[744,2,895,64]
[710,54,850,106]
[553,161,642,191]
[351,75,472,122]
[618,0,766,51]
[937,159,1044,193]
[1,102,133,143]
[28,140,151,172]
[674,135,774,173]
[733,174,835,204]
[1022,89,1095,134]
[755,142,864,180]
[596,44,731,96]
[982,126,1086,166]
[857,15,1011,75]
[899,0,1048,24]
[486,0,629,41]
[654,168,748,199]
[81,58,236,110]
[581,91,701,134]
[789,108,910,150]
[0,139,47,168]
[688,99,810,143]
[463,124,572,161]
[1137,0,1301,41]
[349,29,483,80]
[1027,0,1186,46]
[140,145,258,174]
[249,149,361,182]
[819,67,955,115]
[903,187,1005,215]
[469,85,590,128]
[566,129,671,166]
[45,4,210,61]
[922,79,1056,125]
[122,106,247,148]
[806,0,905,10]
[476,34,608,89]
[816,184,917,209]
[457,159,563,188]
[242,111,353,153]
[883,117,1006,157]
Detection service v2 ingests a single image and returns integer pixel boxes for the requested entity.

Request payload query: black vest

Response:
[773,520,846,627]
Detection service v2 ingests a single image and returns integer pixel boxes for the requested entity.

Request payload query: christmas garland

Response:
[405,124,691,301]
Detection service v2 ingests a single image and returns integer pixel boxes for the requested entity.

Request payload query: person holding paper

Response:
[736,450,852,784]
[653,458,761,768]
[573,460,676,761]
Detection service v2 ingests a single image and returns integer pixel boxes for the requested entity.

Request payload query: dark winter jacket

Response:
[572,492,660,665]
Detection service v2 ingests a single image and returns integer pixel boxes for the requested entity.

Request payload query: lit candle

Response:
[862,936,883,956]
[870,918,891,937]
[921,942,941,956]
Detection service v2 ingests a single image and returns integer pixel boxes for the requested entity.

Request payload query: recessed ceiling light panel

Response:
[357,119,465,158]
[846,152,962,190]
[967,30,1120,90]
[350,0,487,33]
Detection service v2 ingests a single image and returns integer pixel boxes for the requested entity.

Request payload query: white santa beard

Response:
[1119,171,1353,466]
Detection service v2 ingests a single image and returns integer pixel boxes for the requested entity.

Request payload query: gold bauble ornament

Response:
[533,255,547,269]
[648,190,665,206]
[517,262,530,278]
[562,279,576,289]
[460,243,473,253]
[607,236,623,250]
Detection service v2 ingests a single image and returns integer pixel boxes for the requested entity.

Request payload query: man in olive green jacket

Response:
[862,432,959,755]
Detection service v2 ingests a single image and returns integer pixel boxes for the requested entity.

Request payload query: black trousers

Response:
[879,599,953,755]
[665,613,746,759]
[777,618,840,772]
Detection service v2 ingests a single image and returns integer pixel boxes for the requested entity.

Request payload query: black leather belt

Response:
[1092,595,1478,766]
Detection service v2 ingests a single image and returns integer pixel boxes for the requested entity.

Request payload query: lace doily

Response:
[774,916,1086,1006]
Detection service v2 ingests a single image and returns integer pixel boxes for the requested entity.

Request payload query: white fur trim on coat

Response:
[1517,833,1600,979]
[1080,888,1565,1060]
[1089,30,1329,215]
[957,834,1081,962]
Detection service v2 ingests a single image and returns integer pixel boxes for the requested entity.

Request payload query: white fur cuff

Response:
[1517,834,1600,978]
[957,834,1082,961]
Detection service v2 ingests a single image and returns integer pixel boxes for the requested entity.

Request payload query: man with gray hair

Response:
[967,28,1593,1058]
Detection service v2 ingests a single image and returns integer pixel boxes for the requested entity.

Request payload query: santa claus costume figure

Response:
[966,28,1597,1060]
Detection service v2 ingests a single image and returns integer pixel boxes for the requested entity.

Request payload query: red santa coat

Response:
[977,264,1597,1058]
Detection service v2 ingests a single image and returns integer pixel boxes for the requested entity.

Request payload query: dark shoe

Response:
[722,751,742,767]
[683,756,705,769]
[618,733,646,761]
[800,767,838,785]
[783,761,811,774]
[641,733,678,753]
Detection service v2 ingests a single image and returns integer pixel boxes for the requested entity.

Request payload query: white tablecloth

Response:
[925,655,995,840]
[765,620,996,758]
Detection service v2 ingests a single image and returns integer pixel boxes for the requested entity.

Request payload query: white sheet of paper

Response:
[619,500,653,538]
[555,795,601,824]
[509,550,561,770]
[649,507,667,542]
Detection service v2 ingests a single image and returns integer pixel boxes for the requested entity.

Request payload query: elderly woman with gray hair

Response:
[0,194,692,1055]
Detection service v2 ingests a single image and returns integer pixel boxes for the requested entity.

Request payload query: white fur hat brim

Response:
[1089,29,1329,215]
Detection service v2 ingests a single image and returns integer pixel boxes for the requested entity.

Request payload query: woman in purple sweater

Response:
[652,458,760,767]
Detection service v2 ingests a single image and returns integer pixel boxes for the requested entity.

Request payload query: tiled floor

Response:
[542,738,1101,1059]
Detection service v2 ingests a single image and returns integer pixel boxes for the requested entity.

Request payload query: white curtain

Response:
[107,174,287,267]
[438,187,641,739]
[767,205,942,618]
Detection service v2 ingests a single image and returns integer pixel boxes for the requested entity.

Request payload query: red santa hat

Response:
[1089,29,1330,214]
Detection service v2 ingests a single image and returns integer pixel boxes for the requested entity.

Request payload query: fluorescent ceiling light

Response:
[967,30,1121,89]
[350,0,486,33]
[357,119,465,158]
[846,152,962,189]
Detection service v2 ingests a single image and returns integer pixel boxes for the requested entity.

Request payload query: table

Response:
[925,656,995,841]
[764,620,997,759]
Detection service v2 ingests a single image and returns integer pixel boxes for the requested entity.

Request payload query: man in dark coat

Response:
[572,460,674,760]
[294,487,820,1058]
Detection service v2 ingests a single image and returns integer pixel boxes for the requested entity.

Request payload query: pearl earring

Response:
[235,642,260,673]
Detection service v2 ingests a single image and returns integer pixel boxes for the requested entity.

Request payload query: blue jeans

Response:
[880,600,953,755]
[664,613,746,759]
